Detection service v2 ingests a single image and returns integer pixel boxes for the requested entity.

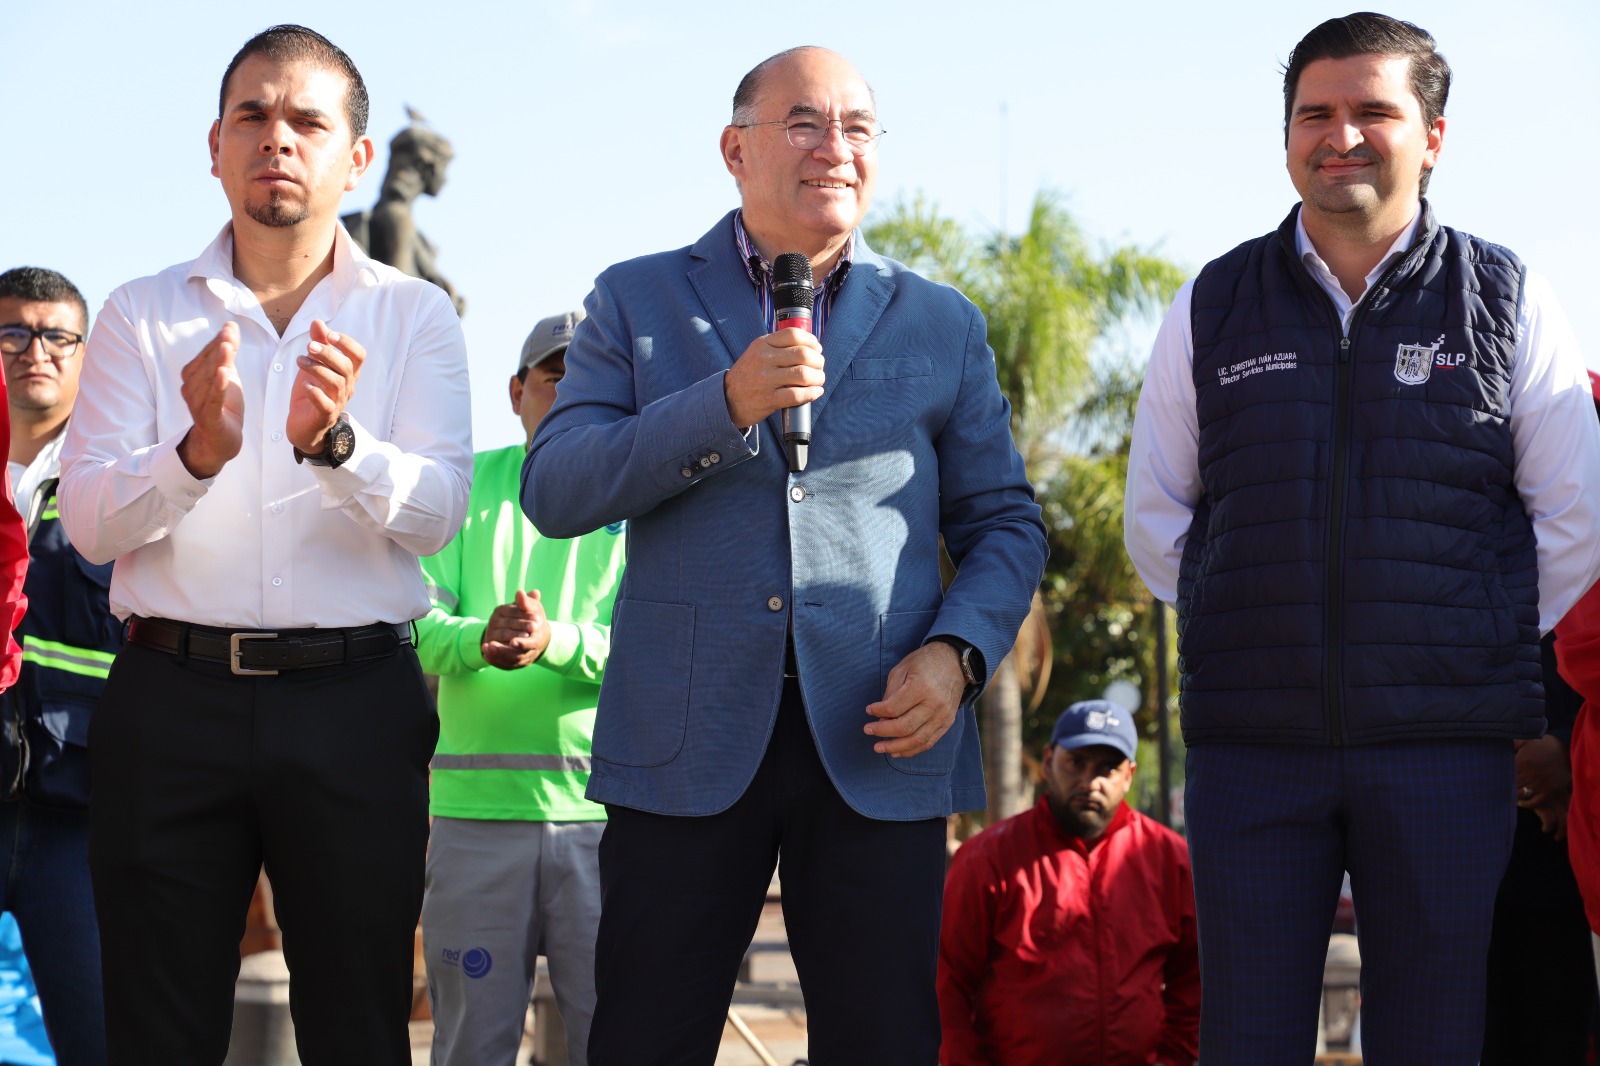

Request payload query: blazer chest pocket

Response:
[593,599,694,767]
[851,356,933,379]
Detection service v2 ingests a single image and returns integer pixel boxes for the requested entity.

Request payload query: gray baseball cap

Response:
[518,310,585,373]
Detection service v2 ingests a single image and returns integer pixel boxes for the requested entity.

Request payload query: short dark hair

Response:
[731,46,875,125]
[1283,12,1449,193]
[218,24,370,139]
[0,267,88,329]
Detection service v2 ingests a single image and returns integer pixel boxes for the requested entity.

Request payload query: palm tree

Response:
[866,191,1186,825]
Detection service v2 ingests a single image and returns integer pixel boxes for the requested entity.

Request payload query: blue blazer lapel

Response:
[810,238,893,427]
[687,212,765,371]
[684,214,897,454]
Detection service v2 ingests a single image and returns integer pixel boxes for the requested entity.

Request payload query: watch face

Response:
[329,422,356,464]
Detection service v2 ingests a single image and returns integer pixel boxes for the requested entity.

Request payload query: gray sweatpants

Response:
[423,816,604,1066]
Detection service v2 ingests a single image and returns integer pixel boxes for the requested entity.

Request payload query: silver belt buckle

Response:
[230,631,280,676]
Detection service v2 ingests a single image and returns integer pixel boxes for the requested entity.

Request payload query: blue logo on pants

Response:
[462,948,492,979]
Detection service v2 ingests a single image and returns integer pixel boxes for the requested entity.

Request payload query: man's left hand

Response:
[864,642,966,757]
[287,319,365,454]
[1515,734,1572,838]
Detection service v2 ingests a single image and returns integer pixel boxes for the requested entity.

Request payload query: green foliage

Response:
[868,191,1185,473]
[866,190,1189,816]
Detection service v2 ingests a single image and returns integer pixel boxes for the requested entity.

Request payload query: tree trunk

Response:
[983,651,1028,825]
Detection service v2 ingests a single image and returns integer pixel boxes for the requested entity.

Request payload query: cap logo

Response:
[1086,711,1107,730]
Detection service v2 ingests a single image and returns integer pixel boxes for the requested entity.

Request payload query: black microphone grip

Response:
[772,253,816,472]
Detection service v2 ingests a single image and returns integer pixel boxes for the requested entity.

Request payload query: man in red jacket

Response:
[938,701,1199,1066]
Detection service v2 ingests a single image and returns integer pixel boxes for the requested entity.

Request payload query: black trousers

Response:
[588,681,947,1066]
[1481,808,1600,1064]
[88,640,437,1065]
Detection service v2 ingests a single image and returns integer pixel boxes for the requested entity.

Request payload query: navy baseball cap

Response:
[1049,700,1137,763]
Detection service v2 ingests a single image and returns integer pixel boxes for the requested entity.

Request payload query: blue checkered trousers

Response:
[1185,740,1516,1064]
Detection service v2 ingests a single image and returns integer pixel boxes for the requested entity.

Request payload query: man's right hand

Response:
[723,328,825,430]
[481,589,551,671]
[176,322,244,479]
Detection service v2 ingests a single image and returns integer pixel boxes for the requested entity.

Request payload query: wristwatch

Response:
[926,635,983,692]
[294,415,356,469]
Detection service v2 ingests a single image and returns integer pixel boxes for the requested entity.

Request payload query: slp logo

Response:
[1087,710,1118,730]
[1393,335,1470,384]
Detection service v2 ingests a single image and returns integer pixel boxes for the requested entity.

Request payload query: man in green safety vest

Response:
[417,310,624,1066]
[0,265,118,1065]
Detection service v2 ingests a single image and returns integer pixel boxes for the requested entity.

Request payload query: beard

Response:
[1046,792,1112,839]
[245,189,311,228]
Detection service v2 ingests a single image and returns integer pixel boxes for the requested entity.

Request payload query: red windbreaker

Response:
[938,797,1200,1066]
[1557,577,1600,934]
[0,388,28,691]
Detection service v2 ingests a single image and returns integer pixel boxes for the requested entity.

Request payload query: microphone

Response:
[773,252,815,472]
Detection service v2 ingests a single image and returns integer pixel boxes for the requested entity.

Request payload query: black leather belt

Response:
[126,616,413,676]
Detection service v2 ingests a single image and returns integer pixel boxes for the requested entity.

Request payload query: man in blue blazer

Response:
[523,45,1047,1065]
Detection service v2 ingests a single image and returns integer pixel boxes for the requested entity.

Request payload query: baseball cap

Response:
[518,310,585,373]
[1049,700,1137,763]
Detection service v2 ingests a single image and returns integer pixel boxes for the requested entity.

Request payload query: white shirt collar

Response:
[182,221,380,335]
[1293,207,1421,329]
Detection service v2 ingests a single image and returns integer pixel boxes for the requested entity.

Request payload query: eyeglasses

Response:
[0,327,83,360]
[734,114,886,153]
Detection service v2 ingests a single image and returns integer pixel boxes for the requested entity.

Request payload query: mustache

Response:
[1310,146,1380,166]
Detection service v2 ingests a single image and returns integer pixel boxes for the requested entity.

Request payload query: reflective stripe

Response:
[22,635,115,679]
[424,581,459,612]
[429,753,592,772]
[41,505,58,522]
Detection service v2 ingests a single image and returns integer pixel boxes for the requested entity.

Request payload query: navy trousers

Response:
[588,681,947,1065]
[0,801,105,1065]
[1185,740,1516,1066]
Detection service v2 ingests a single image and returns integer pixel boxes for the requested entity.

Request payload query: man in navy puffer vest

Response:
[1125,13,1600,1064]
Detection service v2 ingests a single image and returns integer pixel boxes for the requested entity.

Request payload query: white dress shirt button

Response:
[272,577,283,587]
[273,362,284,373]
[271,431,283,442]
[790,486,805,503]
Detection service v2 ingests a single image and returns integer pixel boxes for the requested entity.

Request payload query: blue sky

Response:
[5,0,1595,452]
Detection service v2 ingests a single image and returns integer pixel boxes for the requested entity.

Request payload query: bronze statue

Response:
[343,118,465,315]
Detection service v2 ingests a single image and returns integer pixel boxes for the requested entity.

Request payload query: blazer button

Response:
[680,467,694,478]
[708,452,722,464]
[700,456,713,468]
[790,486,805,503]
[767,596,784,612]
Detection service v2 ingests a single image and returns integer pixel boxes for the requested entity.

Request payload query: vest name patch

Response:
[1216,351,1299,386]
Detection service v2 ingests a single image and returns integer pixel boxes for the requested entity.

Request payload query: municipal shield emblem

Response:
[1393,334,1446,385]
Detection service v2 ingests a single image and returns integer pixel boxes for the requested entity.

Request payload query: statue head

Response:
[388,124,454,197]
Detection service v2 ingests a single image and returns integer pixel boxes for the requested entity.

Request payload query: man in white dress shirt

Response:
[58,25,471,1064]
[1123,12,1600,1064]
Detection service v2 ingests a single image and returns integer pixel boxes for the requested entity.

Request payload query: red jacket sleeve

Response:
[0,392,28,692]
[1557,581,1600,934]
[938,837,997,1066]
[1156,835,1201,1065]
[1557,582,1600,707]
